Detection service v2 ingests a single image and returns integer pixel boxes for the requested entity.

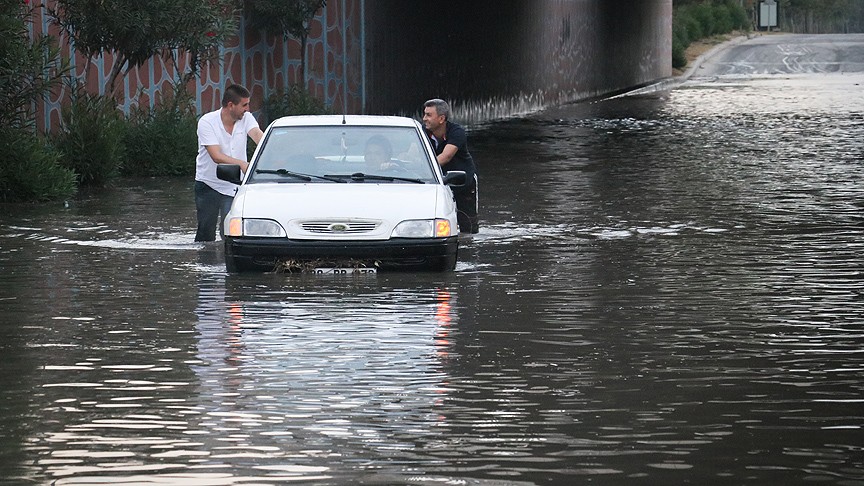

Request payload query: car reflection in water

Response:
[187,274,459,480]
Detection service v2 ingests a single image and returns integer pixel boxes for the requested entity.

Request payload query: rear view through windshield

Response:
[249,126,437,183]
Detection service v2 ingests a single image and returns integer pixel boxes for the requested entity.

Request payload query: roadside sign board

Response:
[760,1,778,28]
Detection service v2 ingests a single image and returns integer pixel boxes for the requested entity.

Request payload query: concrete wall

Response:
[363,0,672,123]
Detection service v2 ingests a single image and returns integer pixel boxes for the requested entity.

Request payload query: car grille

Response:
[301,221,380,234]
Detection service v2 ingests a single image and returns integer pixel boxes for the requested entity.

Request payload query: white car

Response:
[216,115,466,273]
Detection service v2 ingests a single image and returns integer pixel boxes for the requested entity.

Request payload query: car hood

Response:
[233,183,451,239]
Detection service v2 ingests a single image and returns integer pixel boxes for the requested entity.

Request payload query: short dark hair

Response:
[222,84,250,107]
[424,98,450,120]
[365,135,392,158]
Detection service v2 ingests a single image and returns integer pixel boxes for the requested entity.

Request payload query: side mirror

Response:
[443,170,467,187]
[217,164,243,185]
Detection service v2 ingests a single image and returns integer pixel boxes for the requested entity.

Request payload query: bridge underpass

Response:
[362,0,672,121]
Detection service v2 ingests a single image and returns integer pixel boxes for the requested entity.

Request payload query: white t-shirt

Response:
[195,110,259,196]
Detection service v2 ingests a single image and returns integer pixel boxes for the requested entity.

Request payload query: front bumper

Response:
[224,236,459,272]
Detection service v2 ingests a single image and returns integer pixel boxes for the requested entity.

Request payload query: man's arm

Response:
[249,126,264,145]
[436,144,458,166]
[201,119,262,173]
[205,145,250,173]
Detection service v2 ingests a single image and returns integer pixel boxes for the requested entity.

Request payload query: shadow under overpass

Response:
[362,0,672,122]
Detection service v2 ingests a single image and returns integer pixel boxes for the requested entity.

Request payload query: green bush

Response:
[1,0,67,131]
[262,85,330,125]
[123,87,199,177]
[672,37,688,69]
[673,1,751,70]
[678,11,703,43]
[673,17,692,47]
[54,90,126,187]
[0,1,75,202]
[692,3,718,36]
[713,4,734,33]
[0,128,77,202]
[729,3,750,30]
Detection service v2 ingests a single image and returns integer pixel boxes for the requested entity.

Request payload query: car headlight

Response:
[392,219,452,238]
[226,218,286,237]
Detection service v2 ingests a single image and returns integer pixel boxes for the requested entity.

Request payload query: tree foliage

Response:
[245,0,326,81]
[245,0,326,41]
[672,1,750,69]
[0,0,66,130]
[123,83,199,178]
[54,88,126,186]
[50,0,239,99]
[0,127,77,202]
[0,0,76,202]
[675,0,864,33]
[777,0,864,33]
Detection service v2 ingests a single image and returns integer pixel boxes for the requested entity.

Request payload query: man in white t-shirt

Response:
[194,84,264,242]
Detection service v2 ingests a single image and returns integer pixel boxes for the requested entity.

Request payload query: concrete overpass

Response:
[362,1,672,122]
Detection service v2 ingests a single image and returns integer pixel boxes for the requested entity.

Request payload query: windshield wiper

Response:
[256,168,346,183]
[256,168,310,181]
[324,173,425,184]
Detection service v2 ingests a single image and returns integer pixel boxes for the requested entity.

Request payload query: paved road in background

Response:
[695,33,864,76]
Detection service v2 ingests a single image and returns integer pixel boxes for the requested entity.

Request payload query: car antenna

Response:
[340,80,347,124]
[341,81,346,124]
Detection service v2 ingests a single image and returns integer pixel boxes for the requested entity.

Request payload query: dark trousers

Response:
[194,181,234,242]
[453,174,479,234]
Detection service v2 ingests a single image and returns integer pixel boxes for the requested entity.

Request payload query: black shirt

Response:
[428,121,476,180]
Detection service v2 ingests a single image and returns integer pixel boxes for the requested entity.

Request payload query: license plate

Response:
[311,267,377,275]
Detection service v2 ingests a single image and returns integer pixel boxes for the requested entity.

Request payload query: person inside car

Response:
[364,135,394,173]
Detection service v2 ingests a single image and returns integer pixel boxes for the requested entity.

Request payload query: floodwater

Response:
[2,72,864,484]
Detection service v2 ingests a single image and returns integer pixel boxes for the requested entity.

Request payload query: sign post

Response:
[759,0,778,31]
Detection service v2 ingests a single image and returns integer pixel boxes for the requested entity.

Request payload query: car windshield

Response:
[248,125,437,184]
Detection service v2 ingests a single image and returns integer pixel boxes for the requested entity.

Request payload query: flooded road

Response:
[2,38,864,484]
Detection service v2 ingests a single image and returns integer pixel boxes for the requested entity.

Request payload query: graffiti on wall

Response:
[29,0,363,133]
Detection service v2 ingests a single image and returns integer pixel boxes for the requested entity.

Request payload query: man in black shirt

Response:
[422,98,479,234]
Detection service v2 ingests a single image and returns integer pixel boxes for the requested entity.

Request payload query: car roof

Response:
[269,115,421,128]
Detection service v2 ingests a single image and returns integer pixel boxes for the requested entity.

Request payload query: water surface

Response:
[1,72,863,484]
